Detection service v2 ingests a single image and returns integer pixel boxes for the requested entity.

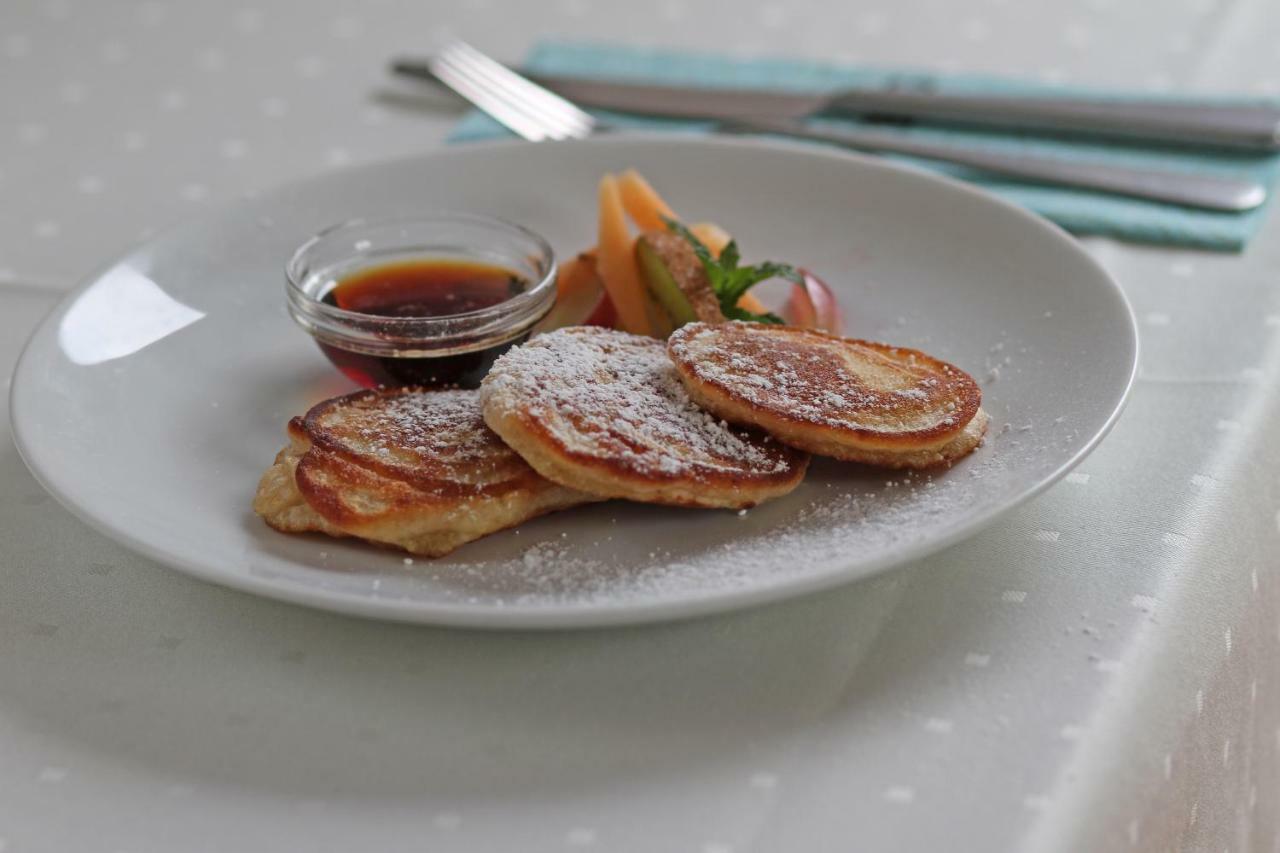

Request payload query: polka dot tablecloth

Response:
[2,1,1279,851]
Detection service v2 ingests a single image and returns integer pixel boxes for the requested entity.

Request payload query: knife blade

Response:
[392,60,1280,151]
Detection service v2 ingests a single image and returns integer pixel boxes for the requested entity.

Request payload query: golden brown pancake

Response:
[479,326,808,508]
[822,408,990,468]
[668,322,986,468]
[253,387,597,557]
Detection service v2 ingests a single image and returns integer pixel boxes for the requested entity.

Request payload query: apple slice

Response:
[530,251,615,335]
[800,269,844,334]
[783,268,843,334]
[584,290,617,328]
[785,283,818,329]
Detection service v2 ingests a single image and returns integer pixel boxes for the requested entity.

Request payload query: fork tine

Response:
[444,41,594,128]
[444,42,596,135]
[441,56,586,139]
[440,53,581,140]
[427,54,553,140]
[437,42,596,140]
[435,54,579,139]
[436,47,587,140]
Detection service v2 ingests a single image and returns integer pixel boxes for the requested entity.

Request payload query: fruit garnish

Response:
[688,222,732,257]
[532,251,616,335]
[663,217,799,324]
[783,268,843,334]
[618,169,677,232]
[636,230,725,328]
[597,175,654,336]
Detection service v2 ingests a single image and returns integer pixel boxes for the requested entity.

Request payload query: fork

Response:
[427,41,598,141]
[421,42,1266,212]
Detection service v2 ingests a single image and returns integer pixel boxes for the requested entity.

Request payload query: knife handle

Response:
[723,120,1267,212]
[826,90,1280,152]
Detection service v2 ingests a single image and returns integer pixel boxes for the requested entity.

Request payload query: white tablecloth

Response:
[2,1,1279,851]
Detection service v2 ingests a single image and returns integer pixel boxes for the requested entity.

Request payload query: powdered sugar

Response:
[325,388,492,461]
[391,451,1009,608]
[310,387,527,490]
[480,327,797,478]
[281,411,1108,619]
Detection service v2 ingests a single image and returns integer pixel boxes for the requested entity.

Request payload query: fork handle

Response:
[724,120,1267,212]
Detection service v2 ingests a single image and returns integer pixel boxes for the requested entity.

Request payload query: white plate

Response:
[10,136,1137,629]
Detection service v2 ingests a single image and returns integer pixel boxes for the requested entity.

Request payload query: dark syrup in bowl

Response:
[318,258,528,388]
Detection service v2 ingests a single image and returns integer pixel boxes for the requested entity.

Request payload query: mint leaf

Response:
[661,217,716,268]
[753,261,803,285]
[718,239,740,272]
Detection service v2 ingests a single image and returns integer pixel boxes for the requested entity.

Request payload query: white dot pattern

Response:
[1131,594,1158,612]
[884,785,916,804]
[748,772,778,789]
[1023,795,1051,812]
[566,828,597,846]
[36,767,68,784]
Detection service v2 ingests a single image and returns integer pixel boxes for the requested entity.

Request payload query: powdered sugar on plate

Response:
[370,450,1006,608]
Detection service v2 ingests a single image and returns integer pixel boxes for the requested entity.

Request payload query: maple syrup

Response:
[318,258,527,388]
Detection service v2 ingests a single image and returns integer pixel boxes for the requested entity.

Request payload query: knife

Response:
[393,60,1280,151]
[719,118,1266,212]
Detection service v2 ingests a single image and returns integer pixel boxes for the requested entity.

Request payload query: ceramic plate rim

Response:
[8,134,1140,629]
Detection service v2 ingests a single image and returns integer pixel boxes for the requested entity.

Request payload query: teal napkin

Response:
[449,41,1280,251]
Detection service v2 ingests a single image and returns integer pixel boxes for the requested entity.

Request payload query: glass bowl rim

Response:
[284,212,558,335]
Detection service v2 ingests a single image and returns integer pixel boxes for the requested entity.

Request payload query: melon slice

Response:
[597,174,653,336]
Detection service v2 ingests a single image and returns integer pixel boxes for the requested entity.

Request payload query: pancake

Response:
[668,322,986,468]
[824,407,990,468]
[253,387,597,557]
[479,326,809,508]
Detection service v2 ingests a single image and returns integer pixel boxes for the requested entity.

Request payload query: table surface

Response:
[3,1,1279,851]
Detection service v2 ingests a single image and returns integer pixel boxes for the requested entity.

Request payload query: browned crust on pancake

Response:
[253,387,597,557]
[485,401,807,508]
[297,387,549,502]
[668,323,982,457]
[806,407,989,468]
[479,326,808,509]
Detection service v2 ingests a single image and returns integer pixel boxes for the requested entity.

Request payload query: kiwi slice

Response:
[635,230,724,330]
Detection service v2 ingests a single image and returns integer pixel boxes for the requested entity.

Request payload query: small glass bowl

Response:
[285,213,556,388]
